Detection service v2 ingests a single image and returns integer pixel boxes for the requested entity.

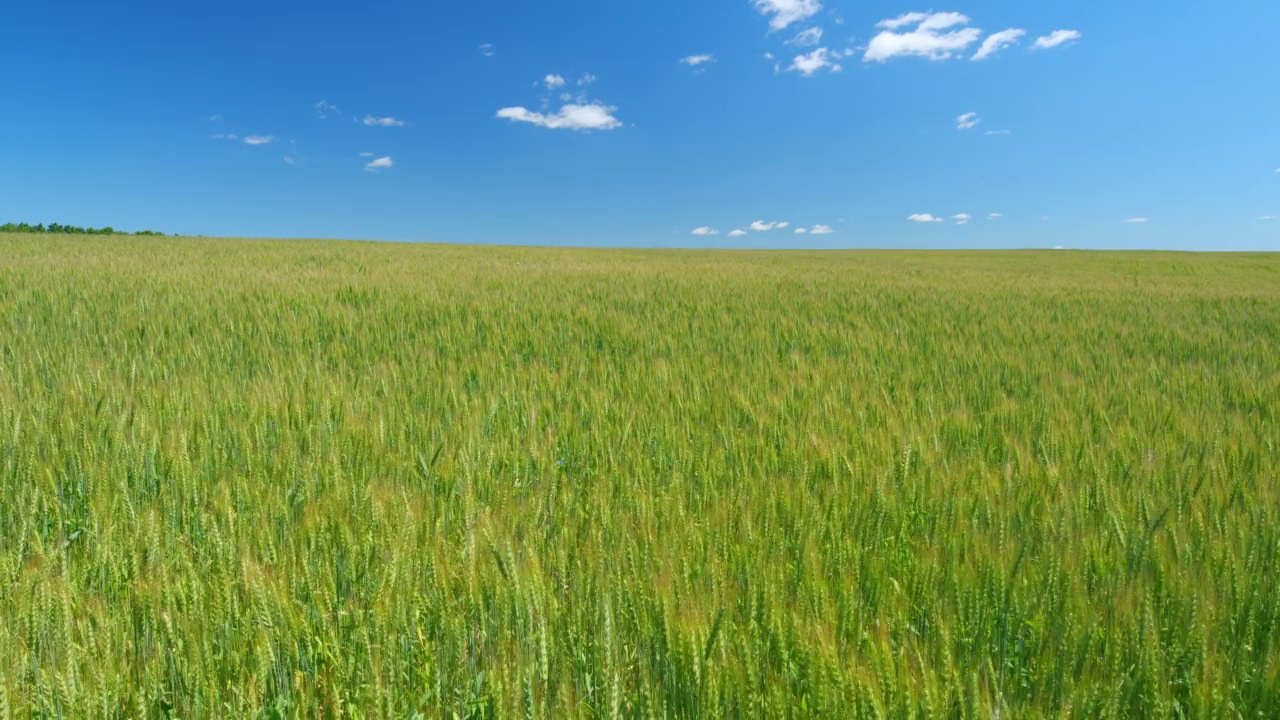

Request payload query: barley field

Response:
[0,234,1277,717]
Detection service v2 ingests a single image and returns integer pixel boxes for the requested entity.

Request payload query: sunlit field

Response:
[1,234,1277,717]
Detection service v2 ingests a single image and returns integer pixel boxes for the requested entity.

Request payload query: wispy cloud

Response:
[363,115,406,127]
[578,74,597,86]
[243,135,276,145]
[728,229,749,237]
[750,220,790,231]
[984,129,1011,136]
[952,214,972,225]
[866,12,982,62]
[794,227,808,234]
[207,115,223,122]
[788,28,824,46]
[988,213,1003,220]
[211,133,238,141]
[1259,215,1277,221]
[365,156,393,171]
[359,152,374,158]
[809,224,834,234]
[479,43,495,57]
[788,48,843,76]
[754,0,822,31]
[908,213,944,223]
[313,100,340,119]
[679,54,716,66]
[972,29,1025,60]
[496,104,622,131]
[544,74,567,89]
[1033,30,1082,50]
[956,112,980,130]
[283,157,296,165]
[691,226,720,236]
[1123,217,1149,223]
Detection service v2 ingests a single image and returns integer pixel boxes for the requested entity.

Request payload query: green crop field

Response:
[1,234,1277,717]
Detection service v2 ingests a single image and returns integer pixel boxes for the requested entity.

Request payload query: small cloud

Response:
[1042,216,1051,221]
[952,214,972,225]
[984,130,1011,136]
[794,227,808,234]
[691,227,720,236]
[750,220,788,232]
[211,133,239,141]
[1123,217,1149,223]
[365,156,393,171]
[972,29,1025,61]
[788,48,843,76]
[1033,30,1082,50]
[679,54,715,66]
[1258,215,1276,221]
[243,135,276,145]
[764,52,775,60]
[754,0,821,31]
[810,224,834,234]
[866,12,982,62]
[788,28,824,46]
[578,73,597,86]
[988,213,1003,220]
[908,213,944,223]
[359,152,374,157]
[1053,245,1065,250]
[479,43,495,57]
[496,103,622,131]
[956,112,980,130]
[313,100,340,119]
[207,114,223,122]
[728,229,749,237]
[544,74,567,89]
[283,156,296,165]
[363,115,407,127]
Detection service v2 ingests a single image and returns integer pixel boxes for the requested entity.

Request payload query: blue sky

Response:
[2,0,1278,250]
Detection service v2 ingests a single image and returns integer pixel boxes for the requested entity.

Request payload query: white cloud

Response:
[788,28,824,46]
[794,227,808,234]
[479,43,495,57]
[810,225,834,234]
[359,152,374,157]
[972,29,1025,60]
[208,115,223,122]
[728,229,749,237]
[243,135,276,145]
[988,213,1003,219]
[283,157,296,165]
[952,213,972,221]
[578,74,597,86]
[680,54,715,66]
[956,112,980,130]
[365,156,393,171]
[313,100,340,119]
[1033,30,1082,50]
[984,130,1011,136]
[691,227,720,236]
[1123,217,1149,223]
[908,213,944,223]
[363,115,406,127]
[788,48,843,76]
[211,133,238,141]
[866,12,982,62]
[1259,216,1277,221]
[754,0,822,31]
[544,74,567,89]
[750,220,789,231]
[764,52,775,60]
[496,104,622,131]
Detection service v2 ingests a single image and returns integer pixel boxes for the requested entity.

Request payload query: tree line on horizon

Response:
[1,222,168,236]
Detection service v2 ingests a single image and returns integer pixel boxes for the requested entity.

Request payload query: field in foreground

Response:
[1,234,1277,717]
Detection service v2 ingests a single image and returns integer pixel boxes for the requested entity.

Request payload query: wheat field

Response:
[0,234,1277,717]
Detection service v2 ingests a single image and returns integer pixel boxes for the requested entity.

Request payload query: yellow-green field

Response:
[1,234,1277,717]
